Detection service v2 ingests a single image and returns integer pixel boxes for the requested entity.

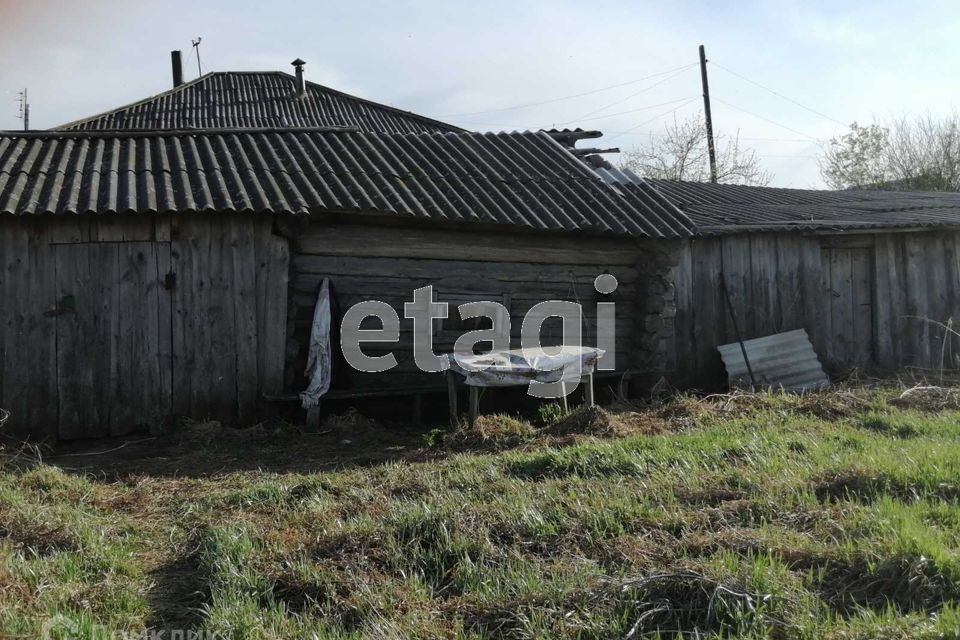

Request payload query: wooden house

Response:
[0,67,691,440]
[629,177,960,388]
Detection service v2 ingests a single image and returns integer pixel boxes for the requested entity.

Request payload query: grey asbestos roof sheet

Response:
[0,128,693,238]
[645,178,960,234]
[54,72,461,135]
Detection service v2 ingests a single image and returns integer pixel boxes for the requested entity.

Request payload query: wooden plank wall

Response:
[170,215,290,425]
[0,213,289,440]
[671,230,960,389]
[671,233,824,389]
[287,222,649,391]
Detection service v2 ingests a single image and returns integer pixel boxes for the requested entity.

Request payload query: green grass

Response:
[2,386,960,638]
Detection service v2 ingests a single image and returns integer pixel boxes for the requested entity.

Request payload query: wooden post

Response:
[468,386,480,426]
[306,404,321,430]
[699,44,718,183]
[412,393,422,427]
[446,370,458,428]
[584,373,595,407]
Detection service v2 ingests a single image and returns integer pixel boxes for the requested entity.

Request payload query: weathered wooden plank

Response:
[887,235,907,366]
[0,221,26,433]
[290,274,638,301]
[54,244,95,439]
[156,240,174,423]
[207,216,237,423]
[668,240,694,382]
[231,216,259,425]
[798,237,823,357]
[903,234,930,367]
[828,247,854,368]
[298,223,644,265]
[749,234,777,336]
[720,235,754,339]
[255,224,290,398]
[692,237,726,385]
[925,233,951,370]
[121,216,156,242]
[293,255,640,283]
[170,217,195,417]
[850,247,874,367]
[873,235,895,368]
[155,214,172,243]
[95,218,127,242]
[91,243,117,437]
[114,243,167,434]
[949,233,960,368]
[47,216,92,244]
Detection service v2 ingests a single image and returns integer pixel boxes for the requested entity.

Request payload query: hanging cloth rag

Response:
[301,278,332,408]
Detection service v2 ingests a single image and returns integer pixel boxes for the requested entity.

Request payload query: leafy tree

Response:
[819,122,890,189]
[820,114,960,191]
[620,113,772,185]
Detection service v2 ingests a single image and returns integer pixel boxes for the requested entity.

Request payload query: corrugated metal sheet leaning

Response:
[0,128,693,239]
[54,71,461,135]
[718,329,830,392]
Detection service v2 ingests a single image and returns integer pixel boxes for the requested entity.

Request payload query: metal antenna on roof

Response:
[191,38,203,77]
[15,89,29,131]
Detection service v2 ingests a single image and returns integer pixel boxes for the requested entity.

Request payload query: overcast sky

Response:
[3,0,959,187]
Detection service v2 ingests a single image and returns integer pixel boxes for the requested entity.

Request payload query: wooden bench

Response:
[450,369,634,427]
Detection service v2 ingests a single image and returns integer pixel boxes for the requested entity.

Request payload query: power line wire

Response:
[604,97,701,144]
[448,96,698,130]
[557,65,698,124]
[571,96,702,123]
[438,63,700,117]
[711,61,848,127]
[713,97,821,141]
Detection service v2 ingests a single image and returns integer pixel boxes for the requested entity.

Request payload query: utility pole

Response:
[192,37,203,77]
[699,44,718,183]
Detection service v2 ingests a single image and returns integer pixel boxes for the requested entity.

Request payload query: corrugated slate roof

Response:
[602,172,960,234]
[0,128,693,238]
[54,71,461,135]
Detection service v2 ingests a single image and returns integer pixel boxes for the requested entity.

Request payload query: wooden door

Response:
[54,242,172,439]
[821,245,875,370]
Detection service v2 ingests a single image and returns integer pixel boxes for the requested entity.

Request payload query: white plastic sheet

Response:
[447,346,604,387]
[301,278,332,408]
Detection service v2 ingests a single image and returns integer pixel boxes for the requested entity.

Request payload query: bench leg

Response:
[560,382,568,413]
[447,370,458,428]
[584,373,595,407]
[306,404,322,431]
[468,386,480,426]
[412,393,422,427]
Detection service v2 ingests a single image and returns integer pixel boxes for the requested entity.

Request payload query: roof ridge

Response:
[295,72,464,132]
[5,128,558,141]
[13,125,361,139]
[51,71,219,130]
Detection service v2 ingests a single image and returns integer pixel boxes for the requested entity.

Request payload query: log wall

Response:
[286,221,673,391]
[671,230,960,389]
